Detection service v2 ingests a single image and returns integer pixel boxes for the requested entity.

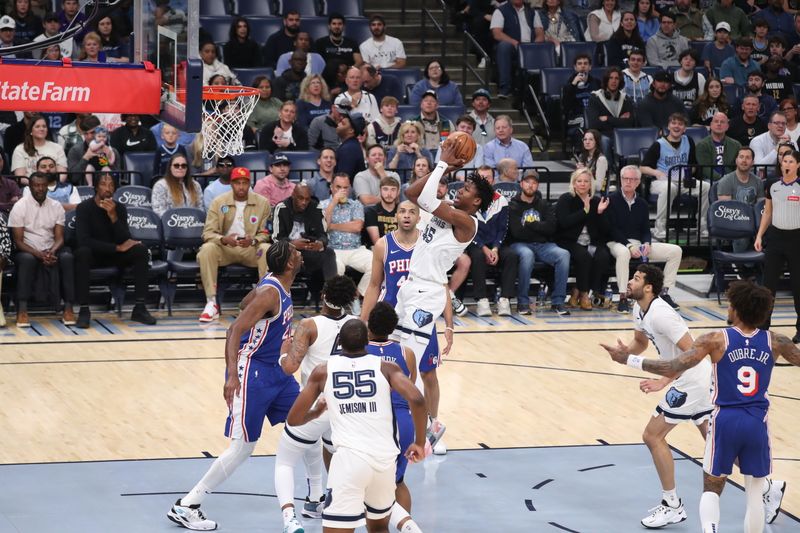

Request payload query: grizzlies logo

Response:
[413,309,433,328]
[665,386,688,409]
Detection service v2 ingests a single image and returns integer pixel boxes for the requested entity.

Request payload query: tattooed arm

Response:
[280,317,318,376]
[771,331,800,366]
[641,332,722,377]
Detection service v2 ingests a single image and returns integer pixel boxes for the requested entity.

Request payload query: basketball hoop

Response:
[201,85,259,159]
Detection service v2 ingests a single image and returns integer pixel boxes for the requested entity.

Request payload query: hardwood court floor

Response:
[1,300,798,518]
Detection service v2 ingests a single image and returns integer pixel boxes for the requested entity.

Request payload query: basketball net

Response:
[201,85,259,159]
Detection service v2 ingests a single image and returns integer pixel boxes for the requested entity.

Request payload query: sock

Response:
[699,491,720,533]
[282,506,296,525]
[181,439,255,506]
[389,502,410,531]
[207,296,217,305]
[663,488,679,507]
[744,476,765,533]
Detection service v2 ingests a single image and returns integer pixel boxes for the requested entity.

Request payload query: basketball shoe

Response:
[283,516,304,533]
[199,302,220,322]
[764,479,786,524]
[641,499,687,528]
[301,496,325,519]
[167,499,218,530]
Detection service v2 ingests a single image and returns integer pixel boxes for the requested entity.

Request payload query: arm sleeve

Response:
[416,160,448,213]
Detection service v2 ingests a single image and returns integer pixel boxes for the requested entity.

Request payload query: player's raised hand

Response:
[600,338,629,364]
[223,374,241,408]
[405,442,426,463]
[438,138,466,171]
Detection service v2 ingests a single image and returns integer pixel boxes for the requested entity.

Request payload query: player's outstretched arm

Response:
[382,361,427,461]
[772,331,800,366]
[280,317,318,375]
[602,332,720,378]
[287,364,328,427]
[360,237,387,321]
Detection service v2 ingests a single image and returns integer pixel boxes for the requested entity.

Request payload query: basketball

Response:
[443,131,477,163]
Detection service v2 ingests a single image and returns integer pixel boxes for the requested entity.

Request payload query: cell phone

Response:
[301,233,317,242]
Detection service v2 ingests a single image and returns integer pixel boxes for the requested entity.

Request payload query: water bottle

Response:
[604,283,613,308]
[639,244,649,263]
[538,283,548,309]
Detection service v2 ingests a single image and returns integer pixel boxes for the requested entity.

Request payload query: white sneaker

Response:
[640,499,687,528]
[496,297,511,316]
[764,479,786,524]
[433,439,447,455]
[198,301,220,322]
[167,499,218,531]
[451,294,468,316]
[477,58,486,68]
[476,298,491,316]
[283,516,304,533]
[652,228,667,241]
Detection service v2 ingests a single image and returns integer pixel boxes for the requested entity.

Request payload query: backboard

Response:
[134,0,202,132]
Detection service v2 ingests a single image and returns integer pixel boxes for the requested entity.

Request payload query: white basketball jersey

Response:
[300,314,357,386]
[633,298,711,386]
[325,355,398,467]
[410,214,477,284]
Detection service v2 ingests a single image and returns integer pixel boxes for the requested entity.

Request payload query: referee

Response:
[755,149,800,343]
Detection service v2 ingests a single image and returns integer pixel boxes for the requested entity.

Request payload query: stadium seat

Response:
[235,67,275,87]
[200,2,229,15]
[114,185,152,208]
[613,127,658,168]
[321,0,363,17]
[685,126,707,146]
[438,105,465,123]
[707,201,764,303]
[237,0,277,16]
[278,0,320,16]
[161,208,206,315]
[126,207,169,307]
[301,17,330,41]
[123,152,155,188]
[344,17,370,44]
[383,68,422,104]
[396,105,419,121]
[541,68,573,99]
[447,181,464,201]
[248,16,284,40]
[518,42,556,75]
[561,41,598,68]
[234,151,271,175]
[199,16,231,43]
[283,150,321,181]
[76,186,95,202]
[493,181,520,202]
[689,40,710,57]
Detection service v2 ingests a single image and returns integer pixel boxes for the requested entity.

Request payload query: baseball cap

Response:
[653,70,671,83]
[521,170,539,182]
[333,93,352,114]
[715,21,731,32]
[348,112,367,137]
[0,16,16,30]
[422,89,438,100]
[472,87,492,102]
[271,154,291,166]
[230,167,251,181]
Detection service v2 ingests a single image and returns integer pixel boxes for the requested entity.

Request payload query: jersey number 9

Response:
[737,366,759,397]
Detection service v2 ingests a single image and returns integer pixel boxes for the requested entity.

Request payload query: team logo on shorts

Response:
[412,309,433,328]
[665,386,688,408]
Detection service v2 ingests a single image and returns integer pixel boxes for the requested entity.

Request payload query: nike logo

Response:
[125,139,141,146]
[389,249,401,254]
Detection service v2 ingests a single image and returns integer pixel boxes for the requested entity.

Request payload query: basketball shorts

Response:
[654,377,713,426]
[322,447,396,529]
[394,406,414,483]
[284,408,335,453]
[418,325,441,374]
[703,406,772,478]
[225,357,300,442]
[393,277,446,367]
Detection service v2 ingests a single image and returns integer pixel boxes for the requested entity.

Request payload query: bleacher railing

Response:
[421,0,448,60]
[460,31,491,100]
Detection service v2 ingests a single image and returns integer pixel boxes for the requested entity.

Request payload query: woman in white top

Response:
[780,97,800,146]
[585,0,621,42]
[11,114,67,185]
[575,129,609,192]
[151,153,204,217]
[200,41,240,86]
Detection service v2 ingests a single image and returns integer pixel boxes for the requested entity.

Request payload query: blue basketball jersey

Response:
[238,275,293,364]
[379,231,414,306]
[713,327,774,411]
[367,340,410,410]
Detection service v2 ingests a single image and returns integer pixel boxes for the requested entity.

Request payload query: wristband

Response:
[279,353,289,366]
[626,354,644,370]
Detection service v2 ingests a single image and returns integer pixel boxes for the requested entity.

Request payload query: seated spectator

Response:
[95,14,128,62]
[555,169,611,311]
[8,171,74,326]
[646,13,689,69]
[702,22,735,73]
[32,12,72,59]
[272,51,307,102]
[634,0,659,42]
[365,96,402,150]
[340,66,380,123]
[586,66,635,147]
[670,0,707,41]
[81,127,116,185]
[563,54,600,139]
[696,112,741,181]
[636,71,687,133]
[111,114,157,157]
[78,31,105,62]
[750,19,770,65]
[360,64,404,106]
[334,112,367,179]
[74,172,156,328]
[505,171,571,315]
[753,0,793,39]
[306,147,339,201]
[255,154,296,207]
[12,114,67,186]
[313,13,364,67]
[0,14,31,58]
[67,116,119,186]
[387,121,433,181]
[365,176,400,243]
[412,90,454,155]
[151,153,203,217]
[783,18,800,63]
[491,0,536,100]
[575,129,609,191]
[0,160,21,215]
[273,183,337,301]
[763,55,794,103]
[716,146,765,250]
[750,110,793,166]
[246,77,282,134]
[493,158,521,198]
[728,94,768,145]
[434,115,485,170]
[359,15,406,69]
[197,167,271,322]
[263,10,302,68]
[276,31,326,76]
[606,165,683,312]
[320,173,373,302]
[780,97,800,146]
[484,115,534,169]
[309,96,345,151]
[0,213,9,326]
[534,0,582,49]
[406,156,432,194]
[6,112,50,163]
[640,112,709,239]
[56,113,89,158]
[690,78,730,126]
[10,0,41,44]
[702,0,749,41]
[737,71,777,122]
[203,156,235,210]
[621,49,652,104]
[605,11,646,67]
[57,0,87,42]
[25,156,82,211]
[223,16,262,69]
[151,124,188,181]
[259,101,310,153]
[585,0,622,42]
[469,88,495,146]
[151,122,195,149]
[720,37,760,85]
[671,49,706,110]
[323,60,348,99]
[355,145,401,206]
[295,74,332,128]
[409,60,464,107]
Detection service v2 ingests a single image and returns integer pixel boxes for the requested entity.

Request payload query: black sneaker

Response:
[550,304,570,316]
[76,307,91,329]
[617,298,631,314]
[517,304,531,315]
[660,293,680,310]
[131,304,157,325]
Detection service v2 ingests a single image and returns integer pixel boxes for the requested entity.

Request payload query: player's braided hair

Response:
[266,241,292,274]
[322,275,357,310]
[727,281,773,328]
[368,301,398,338]
[466,172,495,212]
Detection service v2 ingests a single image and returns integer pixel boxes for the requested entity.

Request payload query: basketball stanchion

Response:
[201,85,259,159]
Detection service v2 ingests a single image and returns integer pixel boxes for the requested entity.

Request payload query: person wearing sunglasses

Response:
[203,155,237,210]
[151,153,203,218]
